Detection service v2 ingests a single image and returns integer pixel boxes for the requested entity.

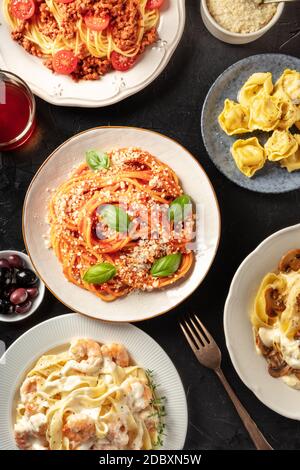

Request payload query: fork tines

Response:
[180,314,211,351]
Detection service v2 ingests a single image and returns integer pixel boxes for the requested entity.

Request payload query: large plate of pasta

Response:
[22,127,220,322]
[224,223,300,419]
[0,313,188,450]
[0,1,185,107]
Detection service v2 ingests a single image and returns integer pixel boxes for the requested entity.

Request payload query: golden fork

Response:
[180,315,273,450]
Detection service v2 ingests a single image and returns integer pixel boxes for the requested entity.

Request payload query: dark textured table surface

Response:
[1,0,300,451]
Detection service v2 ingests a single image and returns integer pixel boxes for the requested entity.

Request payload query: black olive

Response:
[16,269,38,287]
[3,283,17,299]
[0,267,12,288]
[0,298,12,314]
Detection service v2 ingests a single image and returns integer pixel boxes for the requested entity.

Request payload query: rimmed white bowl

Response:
[224,224,300,420]
[0,312,188,450]
[0,1,185,107]
[0,250,45,323]
[23,126,220,323]
[200,0,284,45]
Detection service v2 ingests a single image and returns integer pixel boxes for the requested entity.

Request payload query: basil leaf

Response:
[83,262,116,284]
[100,204,130,233]
[151,253,182,278]
[86,150,110,170]
[169,194,192,223]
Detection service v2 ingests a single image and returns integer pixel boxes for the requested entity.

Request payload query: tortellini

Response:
[280,135,300,172]
[273,90,299,131]
[265,130,299,162]
[218,68,300,177]
[218,99,249,135]
[238,72,273,108]
[249,94,281,132]
[274,69,300,106]
[231,137,266,177]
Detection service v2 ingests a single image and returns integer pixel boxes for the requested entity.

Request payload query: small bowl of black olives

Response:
[0,250,45,322]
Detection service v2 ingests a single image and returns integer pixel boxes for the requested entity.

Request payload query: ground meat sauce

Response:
[9,0,158,80]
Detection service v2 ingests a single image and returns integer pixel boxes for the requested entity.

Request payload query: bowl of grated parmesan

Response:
[201,0,284,44]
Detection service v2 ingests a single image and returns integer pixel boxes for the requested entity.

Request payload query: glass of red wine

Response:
[0,70,36,151]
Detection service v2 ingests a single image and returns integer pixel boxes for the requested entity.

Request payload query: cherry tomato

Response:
[52,50,78,75]
[84,13,110,32]
[55,0,75,3]
[111,51,137,72]
[146,0,164,10]
[11,0,35,20]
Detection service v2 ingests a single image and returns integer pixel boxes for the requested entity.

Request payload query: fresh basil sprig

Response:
[83,262,116,284]
[169,194,192,223]
[100,204,130,233]
[86,150,110,170]
[151,253,182,278]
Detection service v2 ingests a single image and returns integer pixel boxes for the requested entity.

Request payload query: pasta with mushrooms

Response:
[251,250,300,389]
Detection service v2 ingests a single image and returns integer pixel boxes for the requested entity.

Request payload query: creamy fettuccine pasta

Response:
[14,339,163,450]
[251,250,300,389]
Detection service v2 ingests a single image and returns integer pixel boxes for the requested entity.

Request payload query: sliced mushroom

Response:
[293,370,300,381]
[278,249,300,273]
[267,357,291,378]
[268,363,291,378]
[265,288,285,317]
[255,334,271,357]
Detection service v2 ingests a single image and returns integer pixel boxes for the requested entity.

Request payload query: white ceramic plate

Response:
[0,312,188,450]
[224,224,300,419]
[0,250,45,323]
[23,126,220,323]
[0,1,185,107]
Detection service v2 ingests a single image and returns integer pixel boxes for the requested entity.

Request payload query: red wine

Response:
[0,80,35,150]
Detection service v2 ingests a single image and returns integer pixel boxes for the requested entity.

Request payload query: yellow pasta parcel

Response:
[231,137,266,177]
[281,135,300,172]
[249,94,281,132]
[238,72,273,108]
[274,69,300,106]
[272,88,299,131]
[218,99,249,135]
[265,130,299,162]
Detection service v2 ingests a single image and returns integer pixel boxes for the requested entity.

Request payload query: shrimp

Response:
[67,339,103,375]
[20,376,44,403]
[62,413,96,450]
[106,419,129,448]
[70,339,102,362]
[122,379,153,412]
[14,413,48,450]
[101,343,130,367]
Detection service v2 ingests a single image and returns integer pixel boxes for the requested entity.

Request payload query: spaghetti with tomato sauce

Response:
[3,0,164,80]
[48,147,194,302]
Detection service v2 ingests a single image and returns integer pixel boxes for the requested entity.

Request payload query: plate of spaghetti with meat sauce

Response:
[0,1,185,107]
[23,127,220,322]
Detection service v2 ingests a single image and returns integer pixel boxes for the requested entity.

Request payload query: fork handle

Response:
[215,368,273,450]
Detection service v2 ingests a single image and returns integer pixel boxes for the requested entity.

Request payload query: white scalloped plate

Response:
[0,1,185,107]
[224,224,300,419]
[23,126,220,323]
[0,313,188,450]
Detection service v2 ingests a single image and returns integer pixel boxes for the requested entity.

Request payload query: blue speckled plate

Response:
[201,54,300,193]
